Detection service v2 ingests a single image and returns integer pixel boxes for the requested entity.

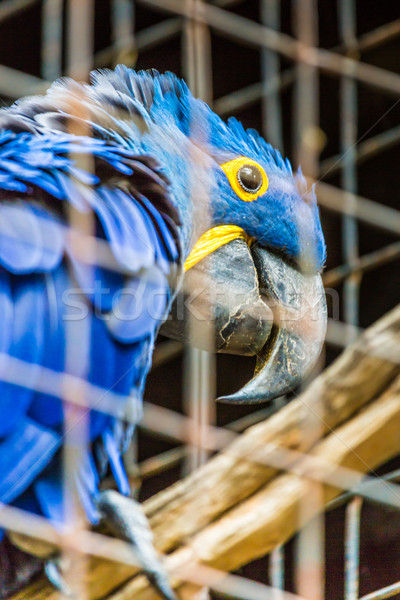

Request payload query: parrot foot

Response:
[97,490,177,600]
[44,557,75,598]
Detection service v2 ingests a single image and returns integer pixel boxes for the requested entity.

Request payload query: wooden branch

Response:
[10,305,400,600]
[145,305,400,548]
[109,373,400,600]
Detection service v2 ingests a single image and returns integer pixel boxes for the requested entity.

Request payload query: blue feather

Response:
[27,267,68,429]
[93,187,155,272]
[0,419,60,504]
[0,275,46,438]
[102,429,130,496]
[0,270,13,356]
[0,202,64,274]
[137,194,179,262]
[105,267,168,344]
[34,468,65,524]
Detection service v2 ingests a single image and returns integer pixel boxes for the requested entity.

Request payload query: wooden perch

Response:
[110,373,400,600]
[11,305,400,600]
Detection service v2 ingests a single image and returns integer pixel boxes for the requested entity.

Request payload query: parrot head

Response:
[55,66,326,405]
[129,68,328,404]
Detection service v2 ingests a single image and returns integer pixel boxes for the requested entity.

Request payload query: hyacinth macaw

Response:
[0,67,326,598]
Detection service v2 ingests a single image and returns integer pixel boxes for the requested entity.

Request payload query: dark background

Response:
[0,1,399,598]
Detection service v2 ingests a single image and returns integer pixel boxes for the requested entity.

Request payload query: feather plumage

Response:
[0,65,325,546]
[0,72,182,533]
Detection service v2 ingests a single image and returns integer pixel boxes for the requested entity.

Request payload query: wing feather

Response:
[0,127,179,524]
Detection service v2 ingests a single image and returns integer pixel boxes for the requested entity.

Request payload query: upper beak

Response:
[161,238,327,404]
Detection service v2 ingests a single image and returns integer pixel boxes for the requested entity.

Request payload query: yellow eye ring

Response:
[221,157,268,202]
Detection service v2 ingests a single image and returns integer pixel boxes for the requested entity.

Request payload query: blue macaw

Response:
[0,67,326,598]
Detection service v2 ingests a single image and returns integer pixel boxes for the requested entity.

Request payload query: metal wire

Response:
[340,0,360,340]
[138,0,400,96]
[111,0,136,67]
[261,0,283,151]
[62,1,95,596]
[41,0,63,81]
[182,0,215,477]
[344,497,363,600]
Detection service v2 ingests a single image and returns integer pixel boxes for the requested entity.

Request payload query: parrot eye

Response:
[221,157,268,202]
[237,164,263,193]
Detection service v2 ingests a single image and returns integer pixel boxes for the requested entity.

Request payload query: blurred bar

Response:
[360,581,400,600]
[111,0,138,479]
[315,181,400,236]
[340,0,360,337]
[344,497,363,600]
[63,1,95,596]
[0,64,49,97]
[270,545,285,599]
[320,124,400,177]
[262,2,286,590]
[327,469,400,514]
[182,0,215,475]
[111,0,136,67]
[183,0,213,104]
[0,0,38,21]
[293,0,319,177]
[42,0,63,81]
[261,0,283,151]
[293,1,324,596]
[323,241,400,288]
[66,0,94,80]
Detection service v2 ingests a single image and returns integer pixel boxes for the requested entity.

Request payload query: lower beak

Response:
[161,238,327,404]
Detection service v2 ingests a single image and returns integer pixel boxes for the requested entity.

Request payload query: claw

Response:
[45,557,75,598]
[97,490,177,600]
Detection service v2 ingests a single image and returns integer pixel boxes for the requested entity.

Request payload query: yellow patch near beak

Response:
[184,225,253,271]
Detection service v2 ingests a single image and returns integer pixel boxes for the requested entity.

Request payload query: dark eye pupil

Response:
[237,164,263,193]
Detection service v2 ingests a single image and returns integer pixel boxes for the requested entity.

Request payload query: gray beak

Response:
[161,238,327,404]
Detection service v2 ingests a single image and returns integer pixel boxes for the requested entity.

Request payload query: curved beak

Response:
[161,238,327,404]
